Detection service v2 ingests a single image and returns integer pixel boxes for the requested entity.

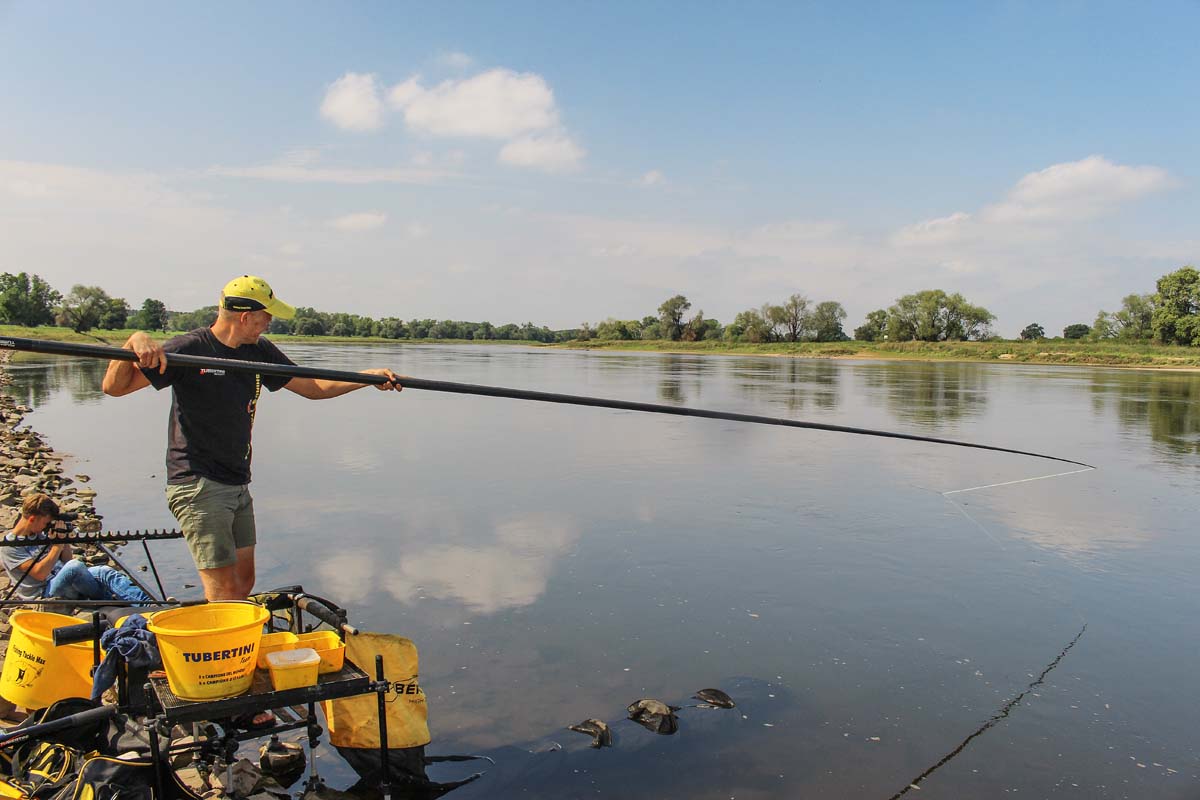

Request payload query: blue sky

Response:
[1,1,1196,335]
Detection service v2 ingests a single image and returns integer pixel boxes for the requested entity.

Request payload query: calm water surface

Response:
[6,345,1199,798]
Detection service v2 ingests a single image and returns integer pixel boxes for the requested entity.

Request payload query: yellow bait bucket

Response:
[148,602,269,701]
[0,611,94,709]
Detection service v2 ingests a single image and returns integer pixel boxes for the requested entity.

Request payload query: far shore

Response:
[3,325,1199,370]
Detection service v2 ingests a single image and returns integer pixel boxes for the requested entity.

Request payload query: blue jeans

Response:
[46,559,153,604]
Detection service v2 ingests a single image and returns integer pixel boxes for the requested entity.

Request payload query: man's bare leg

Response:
[198,564,242,601]
[197,546,256,601]
[234,546,256,598]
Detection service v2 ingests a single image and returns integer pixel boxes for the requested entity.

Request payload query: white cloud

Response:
[498,131,585,172]
[318,65,584,172]
[211,146,450,184]
[210,163,445,184]
[891,211,973,247]
[437,50,473,70]
[983,155,1172,224]
[389,68,560,139]
[638,169,665,187]
[895,156,1173,248]
[320,72,384,131]
[329,211,386,232]
[388,76,424,109]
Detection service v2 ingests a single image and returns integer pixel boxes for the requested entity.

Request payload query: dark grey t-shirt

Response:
[143,328,293,485]
[0,543,54,601]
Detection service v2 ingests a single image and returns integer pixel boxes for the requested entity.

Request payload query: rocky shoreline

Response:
[0,353,120,612]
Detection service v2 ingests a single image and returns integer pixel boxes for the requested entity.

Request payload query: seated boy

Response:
[2,493,152,604]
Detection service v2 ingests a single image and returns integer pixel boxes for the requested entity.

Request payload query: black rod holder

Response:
[376,654,391,799]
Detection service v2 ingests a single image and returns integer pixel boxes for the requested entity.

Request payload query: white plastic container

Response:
[266,647,320,691]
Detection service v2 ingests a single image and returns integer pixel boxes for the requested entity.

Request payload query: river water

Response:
[5,345,1199,798]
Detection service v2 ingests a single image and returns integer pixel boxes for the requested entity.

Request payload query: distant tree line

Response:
[584,294,850,343]
[0,273,578,341]
[3,265,1198,346]
[1014,266,1200,344]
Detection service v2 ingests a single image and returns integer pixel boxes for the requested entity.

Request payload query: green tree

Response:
[1151,266,1200,345]
[57,285,112,333]
[1063,323,1090,339]
[377,317,407,339]
[129,298,168,331]
[854,309,888,342]
[811,301,848,342]
[169,306,218,331]
[885,290,994,342]
[0,272,61,327]
[729,308,772,343]
[1116,294,1155,340]
[639,321,663,339]
[293,317,326,336]
[657,295,692,341]
[98,297,129,329]
[1090,310,1115,339]
[764,304,788,342]
[1020,323,1045,340]
[1095,293,1156,341]
[596,318,642,340]
[328,313,355,337]
[779,294,811,342]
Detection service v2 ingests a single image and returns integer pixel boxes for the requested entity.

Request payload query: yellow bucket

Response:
[148,602,269,701]
[0,611,94,709]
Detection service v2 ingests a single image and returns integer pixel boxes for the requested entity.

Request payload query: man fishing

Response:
[102,275,401,601]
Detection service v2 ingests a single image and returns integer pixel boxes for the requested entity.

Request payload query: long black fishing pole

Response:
[0,335,1093,468]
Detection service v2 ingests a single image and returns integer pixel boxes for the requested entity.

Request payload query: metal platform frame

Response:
[43,588,397,799]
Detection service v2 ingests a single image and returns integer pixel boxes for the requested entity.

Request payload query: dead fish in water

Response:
[567,718,613,748]
[627,699,680,735]
[692,688,736,709]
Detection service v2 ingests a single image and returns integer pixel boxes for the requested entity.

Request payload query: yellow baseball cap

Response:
[221,275,296,320]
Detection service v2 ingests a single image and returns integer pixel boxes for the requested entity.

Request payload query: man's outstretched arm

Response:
[284,369,402,400]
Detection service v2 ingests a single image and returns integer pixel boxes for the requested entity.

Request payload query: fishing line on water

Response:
[878,465,1093,796]
[942,466,1095,496]
[883,624,1087,800]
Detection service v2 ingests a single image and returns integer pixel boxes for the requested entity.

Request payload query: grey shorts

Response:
[165,477,256,570]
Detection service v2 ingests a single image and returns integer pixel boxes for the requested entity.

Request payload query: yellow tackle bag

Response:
[322,633,430,750]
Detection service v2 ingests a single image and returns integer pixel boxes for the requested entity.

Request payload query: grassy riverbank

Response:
[556,338,1200,368]
[4,325,1198,368]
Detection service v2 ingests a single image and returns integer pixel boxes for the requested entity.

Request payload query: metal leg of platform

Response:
[146,704,167,800]
[376,654,391,800]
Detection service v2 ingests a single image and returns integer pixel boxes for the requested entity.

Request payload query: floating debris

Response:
[627,698,680,735]
[692,688,736,709]
[567,718,612,748]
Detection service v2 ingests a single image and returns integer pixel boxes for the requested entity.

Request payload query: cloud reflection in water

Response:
[318,512,579,613]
